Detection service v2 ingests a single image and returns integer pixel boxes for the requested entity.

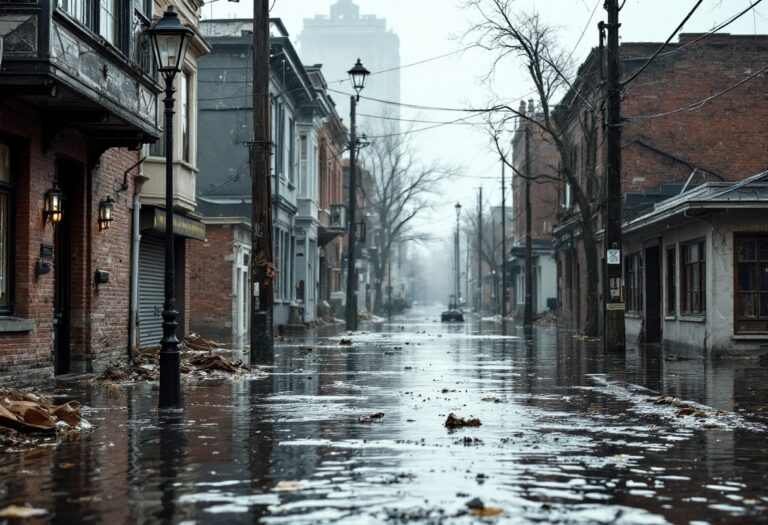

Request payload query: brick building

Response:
[0,2,159,384]
[510,101,559,317]
[550,33,768,338]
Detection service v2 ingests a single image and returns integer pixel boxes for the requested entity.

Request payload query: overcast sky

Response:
[205,0,768,248]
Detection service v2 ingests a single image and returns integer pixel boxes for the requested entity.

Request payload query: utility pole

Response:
[250,0,273,364]
[501,159,507,319]
[345,96,359,331]
[523,124,534,328]
[603,0,626,351]
[477,188,482,314]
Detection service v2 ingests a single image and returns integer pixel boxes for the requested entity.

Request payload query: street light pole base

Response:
[159,350,182,408]
[250,310,273,365]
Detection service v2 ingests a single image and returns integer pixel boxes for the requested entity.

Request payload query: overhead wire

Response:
[622,0,704,87]
[628,61,768,120]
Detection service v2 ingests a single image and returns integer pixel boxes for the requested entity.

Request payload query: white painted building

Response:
[621,173,768,357]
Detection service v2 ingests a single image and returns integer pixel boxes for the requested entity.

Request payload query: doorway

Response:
[53,160,78,375]
[644,245,662,343]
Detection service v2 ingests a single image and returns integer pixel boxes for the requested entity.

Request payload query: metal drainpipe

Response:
[128,175,143,358]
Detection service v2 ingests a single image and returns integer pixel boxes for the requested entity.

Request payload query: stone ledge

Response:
[0,316,36,333]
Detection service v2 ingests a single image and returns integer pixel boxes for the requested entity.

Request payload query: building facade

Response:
[510,101,558,318]
[550,34,768,347]
[0,0,160,384]
[621,175,768,357]
[192,18,346,343]
[135,0,209,350]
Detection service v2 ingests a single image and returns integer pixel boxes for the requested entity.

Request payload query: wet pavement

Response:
[1,305,768,524]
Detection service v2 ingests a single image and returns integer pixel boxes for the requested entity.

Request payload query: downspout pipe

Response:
[128,158,147,358]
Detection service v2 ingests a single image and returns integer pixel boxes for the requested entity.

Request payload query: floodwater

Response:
[1,306,768,524]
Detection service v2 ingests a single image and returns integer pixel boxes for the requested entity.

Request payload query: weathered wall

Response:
[188,224,234,343]
[0,100,139,385]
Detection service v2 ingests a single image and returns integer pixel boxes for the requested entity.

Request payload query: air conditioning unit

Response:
[329,204,347,230]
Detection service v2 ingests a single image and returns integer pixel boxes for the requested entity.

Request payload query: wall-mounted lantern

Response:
[43,181,63,225]
[98,196,115,231]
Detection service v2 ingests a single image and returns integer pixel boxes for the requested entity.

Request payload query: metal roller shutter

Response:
[138,235,165,348]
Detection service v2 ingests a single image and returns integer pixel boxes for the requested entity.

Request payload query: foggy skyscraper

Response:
[299,0,401,132]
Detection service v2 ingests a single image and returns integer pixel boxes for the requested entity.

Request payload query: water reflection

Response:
[0,306,766,523]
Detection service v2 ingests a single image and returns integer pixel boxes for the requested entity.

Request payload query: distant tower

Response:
[299,0,401,132]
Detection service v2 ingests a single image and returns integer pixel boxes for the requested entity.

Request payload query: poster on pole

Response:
[607,249,621,265]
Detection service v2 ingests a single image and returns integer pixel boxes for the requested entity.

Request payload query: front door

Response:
[644,246,662,343]
[53,162,73,374]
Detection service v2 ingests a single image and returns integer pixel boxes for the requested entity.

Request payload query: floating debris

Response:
[273,481,305,492]
[359,412,385,423]
[0,390,88,437]
[339,339,353,346]
[0,505,48,518]
[444,413,482,428]
[96,335,248,383]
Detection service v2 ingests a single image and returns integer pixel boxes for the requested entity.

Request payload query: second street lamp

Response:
[147,6,193,409]
[454,202,461,310]
[344,58,370,331]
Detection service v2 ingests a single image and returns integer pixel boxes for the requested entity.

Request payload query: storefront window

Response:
[736,235,768,332]
[681,240,705,314]
[625,253,643,313]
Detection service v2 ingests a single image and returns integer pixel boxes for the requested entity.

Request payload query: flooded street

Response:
[2,306,768,524]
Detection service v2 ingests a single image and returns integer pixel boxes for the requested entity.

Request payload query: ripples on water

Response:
[1,306,767,524]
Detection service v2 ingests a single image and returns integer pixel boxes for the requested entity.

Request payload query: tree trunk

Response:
[372,255,385,314]
[580,212,599,337]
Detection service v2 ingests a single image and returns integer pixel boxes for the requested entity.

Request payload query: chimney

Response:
[518,101,526,129]
[528,99,536,116]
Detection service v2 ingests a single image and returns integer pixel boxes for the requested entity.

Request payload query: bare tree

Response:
[462,200,510,314]
[359,126,458,314]
[467,0,603,335]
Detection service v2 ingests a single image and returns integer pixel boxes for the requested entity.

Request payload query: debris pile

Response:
[358,412,385,423]
[0,389,89,440]
[444,413,482,428]
[98,334,248,383]
[536,313,557,326]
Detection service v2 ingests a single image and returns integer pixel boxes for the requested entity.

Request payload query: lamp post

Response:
[345,58,370,331]
[454,202,461,309]
[147,6,193,408]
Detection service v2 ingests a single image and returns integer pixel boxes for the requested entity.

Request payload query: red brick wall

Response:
[87,148,138,371]
[512,121,560,244]
[551,34,768,331]
[188,224,234,341]
[620,35,768,189]
[0,99,140,385]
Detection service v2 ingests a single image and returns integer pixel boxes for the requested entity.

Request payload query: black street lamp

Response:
[147,6,193,409]
[454,202,461,309]
[344,58,370,331]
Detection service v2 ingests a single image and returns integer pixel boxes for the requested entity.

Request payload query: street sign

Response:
[607,249,621,265]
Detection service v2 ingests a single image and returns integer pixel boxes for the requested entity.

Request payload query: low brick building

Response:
[549,33,768,334]
[0,3,159,384]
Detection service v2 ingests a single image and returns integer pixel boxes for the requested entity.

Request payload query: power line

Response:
[326,87,496,113]
[327,47,472,85]
[629,0,765,62]
[622,0,704,87]
[357,113,487,126]
[628,62,768,120]
[363,111,494,140]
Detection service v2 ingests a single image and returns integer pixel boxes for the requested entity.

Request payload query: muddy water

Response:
[1,306,767,524]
